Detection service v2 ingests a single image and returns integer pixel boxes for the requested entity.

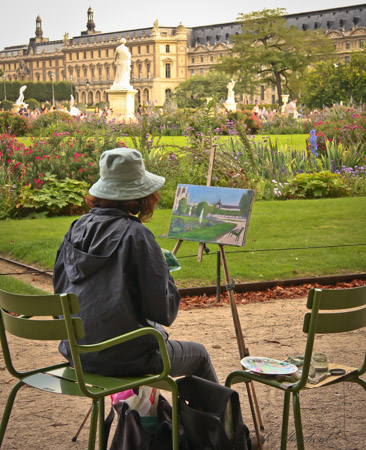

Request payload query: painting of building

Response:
[167,184,255,247]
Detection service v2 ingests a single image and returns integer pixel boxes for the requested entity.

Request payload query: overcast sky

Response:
[1,0,363,50]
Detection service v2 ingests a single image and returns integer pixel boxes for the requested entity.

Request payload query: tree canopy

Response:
[301,47,366,108]
[217,8,334,105]
[174,71,230,108]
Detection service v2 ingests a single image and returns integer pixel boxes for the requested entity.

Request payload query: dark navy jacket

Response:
[53,207,181,376]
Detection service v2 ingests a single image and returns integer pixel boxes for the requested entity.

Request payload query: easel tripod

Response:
[171,142,264,449]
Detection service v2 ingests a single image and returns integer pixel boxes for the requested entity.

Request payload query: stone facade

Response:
[1,5,365,106]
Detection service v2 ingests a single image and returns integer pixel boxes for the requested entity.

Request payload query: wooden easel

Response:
[172,142,264,449]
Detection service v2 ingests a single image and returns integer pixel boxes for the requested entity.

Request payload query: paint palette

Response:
[241,356,298,375]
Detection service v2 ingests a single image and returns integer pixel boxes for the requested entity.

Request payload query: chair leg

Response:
[98,397,105,450]
[88,399,99,450]
[0,380,24,447]
[292,393,304,450]
[170,380,180,450]
[349,377,366,391]
[280,391,291,450]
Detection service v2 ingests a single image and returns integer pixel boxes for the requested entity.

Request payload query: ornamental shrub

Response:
[0,100,14,111]
[0,112,31,136]
[281,171,350,199]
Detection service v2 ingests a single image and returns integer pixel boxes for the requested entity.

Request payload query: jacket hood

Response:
[61,208,131,283]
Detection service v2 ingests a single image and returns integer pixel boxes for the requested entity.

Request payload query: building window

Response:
[166,45,170,53]
[200,68,204,75]
[146,45,150,54]
[91,51,94,58]
[191,57,194,63]
[200,56,204,62]
[138,64,142,78]
[147,63,150,78]
[69,53,72,61]
[106,49,109,57]
[36,73,40,82]
[77,52,80,60]
[346,41,350,50]
[77,68,80,81]
[84,68,87,79]
[138,46,141,54]
[272,94,276,104]
[99,67,102,80]
[84,52,87,59]
[360,40,364,48]
[98,50,101,58]
[210,55,214,62]
[261,85,265,101]
[106,66,110,80]
[91,67,95,81]
[165,63,171,78]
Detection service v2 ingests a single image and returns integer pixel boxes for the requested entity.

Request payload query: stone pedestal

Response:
[107,89,137,122]
[224,100,237,112]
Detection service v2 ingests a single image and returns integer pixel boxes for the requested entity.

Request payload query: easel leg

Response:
[219,245,264,449]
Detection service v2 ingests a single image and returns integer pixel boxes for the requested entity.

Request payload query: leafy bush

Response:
[0,112,31,136]
[280,171,350,199]
[16,174,89,217]
[31,111,76,134]
[0,99,14,111]
[26,98,40,111]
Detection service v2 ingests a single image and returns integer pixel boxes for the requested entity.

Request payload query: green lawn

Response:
[0,197,365,287]
[0,276,48,295]
[17,134,308,150]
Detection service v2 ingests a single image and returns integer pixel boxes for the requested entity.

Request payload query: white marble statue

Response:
[70,94,75,107]
[226,78,236,104]
[15,85,28,107]
[111,38,133,90]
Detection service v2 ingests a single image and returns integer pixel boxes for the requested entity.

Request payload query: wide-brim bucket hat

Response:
[89,148,165,200]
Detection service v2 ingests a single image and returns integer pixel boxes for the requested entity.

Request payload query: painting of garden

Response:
[167,185,254,246]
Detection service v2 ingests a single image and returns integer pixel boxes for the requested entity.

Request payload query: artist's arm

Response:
[128,225,181,326]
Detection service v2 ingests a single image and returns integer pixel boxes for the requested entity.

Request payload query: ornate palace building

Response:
[1,4,365,106]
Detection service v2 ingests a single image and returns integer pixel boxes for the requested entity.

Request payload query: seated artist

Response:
[53,147,218,383]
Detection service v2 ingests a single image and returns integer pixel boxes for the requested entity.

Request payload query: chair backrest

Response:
[304,285,366,334]
[0,289,84,376]
[298,285,366,386]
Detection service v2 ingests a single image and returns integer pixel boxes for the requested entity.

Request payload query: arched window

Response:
[96,91,101,103]
[143,88,149,103]
[81,92,86,103]
[88,91,94,105]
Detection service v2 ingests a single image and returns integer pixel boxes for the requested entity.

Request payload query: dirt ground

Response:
[0,262,365,449]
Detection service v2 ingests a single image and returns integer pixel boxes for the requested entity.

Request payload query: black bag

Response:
[176,375,250,450]
[109,395,190,450]
[109,377,251,450]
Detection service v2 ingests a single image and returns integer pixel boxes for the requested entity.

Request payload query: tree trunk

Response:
[275,72,282,106]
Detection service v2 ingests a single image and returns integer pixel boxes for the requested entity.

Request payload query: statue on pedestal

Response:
[224,78,236,112]
[111,38,133,90]
[15,85,28,107]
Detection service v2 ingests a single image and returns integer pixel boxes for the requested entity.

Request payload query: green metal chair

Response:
[225,286,366,449]
[0,289,180,449]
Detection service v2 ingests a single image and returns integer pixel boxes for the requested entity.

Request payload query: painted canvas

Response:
[167,184,255,247]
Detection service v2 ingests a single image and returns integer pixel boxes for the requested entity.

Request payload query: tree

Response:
[302,48,366,108]
[217,8,334,105]
[239,192,252,217]
[196,202,209,218]
[174,71,230,108]
[178,197,189,215]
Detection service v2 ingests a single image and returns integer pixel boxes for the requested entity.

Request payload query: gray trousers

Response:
[166,340,219,383]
